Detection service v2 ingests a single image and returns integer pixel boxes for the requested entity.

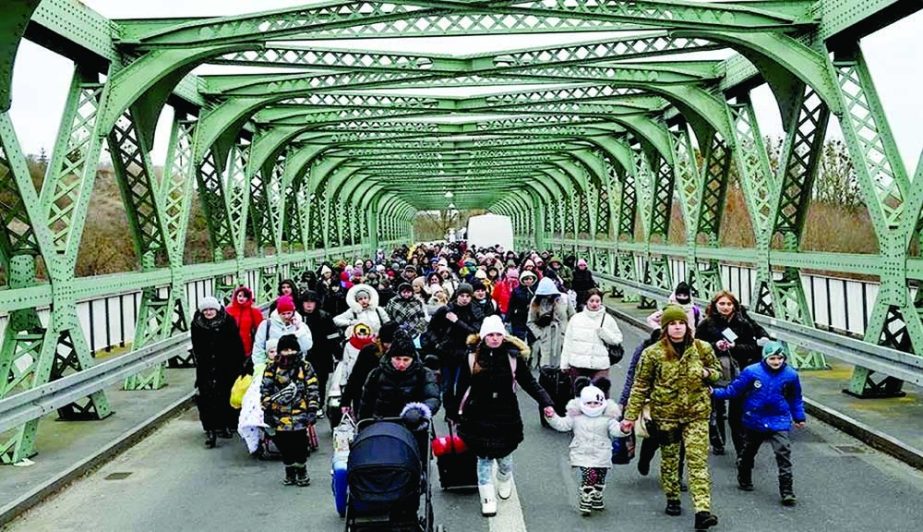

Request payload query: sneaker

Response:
[694,511,719,530]
[781,493,797,506]
[317,411,326,419]
[204,431,217,449]
[578,487,594,516]
[637,459,650,476]
[680,480,688,492]
[283,466,296,486]
[295,466,310,487]
[665,499,682,516]
[737,469,754,491]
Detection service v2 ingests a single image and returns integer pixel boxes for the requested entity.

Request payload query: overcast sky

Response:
[8,0,922,176]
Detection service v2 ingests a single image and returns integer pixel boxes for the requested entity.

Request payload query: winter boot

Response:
[204,431,217,449]
[497,472,513,500]
[578,487,595,516]
[295,464,310,487]
[479,484,497,517]
[780,479,796,506]
[665,499,682,516]
[283,466,297,486]
[591,485,606,511]
[694,511,719,531]
[737,466,754,491]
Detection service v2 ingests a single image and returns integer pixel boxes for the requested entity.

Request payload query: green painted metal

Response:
[0,0,920,463]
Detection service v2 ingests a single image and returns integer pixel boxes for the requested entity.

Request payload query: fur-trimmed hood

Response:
[345,283,379,312]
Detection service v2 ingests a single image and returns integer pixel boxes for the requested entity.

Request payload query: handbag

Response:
[229,374,252,409]
[611,432,636,465]
[599,313,624,365]
[634,403,652,439]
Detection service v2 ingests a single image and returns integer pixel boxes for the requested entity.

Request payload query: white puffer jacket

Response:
[546,399,626,468]
[333,284,390,333]
[560,308,623,370]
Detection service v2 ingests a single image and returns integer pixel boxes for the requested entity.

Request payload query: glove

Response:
[756,337,770,347]
[401,407,424,427]
[535,313,553,327]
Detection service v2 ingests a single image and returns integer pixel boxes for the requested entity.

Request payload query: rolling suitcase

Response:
[435,423,479,490]
[332,452,349,517]
[539,365,571,428]
[308,423,319,451]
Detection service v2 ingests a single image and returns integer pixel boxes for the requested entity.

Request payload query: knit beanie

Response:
[276,295,296,313]
[479,315,507,338]
[378,321,399,344]
[300,290,321,303]
[387,333,418,359]
[277,334,301,354]
[660,304,688,327]
[198,296,221,312]
[578,385,607,418]
[577,259,588,268]
[506,268,520,279]
[471,279,486,292]
[265,338,279,353]
[455,283,474,297]
[762,340,786,360]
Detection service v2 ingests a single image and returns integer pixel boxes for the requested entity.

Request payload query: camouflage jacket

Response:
[624,339,721,424]
[260,359,320,432]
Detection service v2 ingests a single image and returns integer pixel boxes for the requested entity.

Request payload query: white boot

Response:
[497,473,513,500]
[479,484,498,516]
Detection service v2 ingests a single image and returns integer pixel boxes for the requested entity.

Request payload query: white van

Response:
[466,213,514,251]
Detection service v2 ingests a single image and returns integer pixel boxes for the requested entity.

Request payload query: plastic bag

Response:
[333,414,356,455]
[229,374,252,409]
[611,432,636,465]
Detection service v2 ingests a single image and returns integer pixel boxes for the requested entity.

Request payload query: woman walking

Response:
[621,305,722,530]
[527,277,574,368]
[560,288,623,392]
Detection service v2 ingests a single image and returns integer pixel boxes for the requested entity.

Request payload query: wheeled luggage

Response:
[434,423,478,490]
[538,365,571,427]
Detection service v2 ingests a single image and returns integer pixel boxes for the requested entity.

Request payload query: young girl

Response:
[261,334,319,486]
[546,382,627,515]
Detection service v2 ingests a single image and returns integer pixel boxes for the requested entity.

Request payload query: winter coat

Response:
[548,261,573,289]
[358,356,441,420]
[318,277,348,316]
[527,296,574,367]
[427,302,484,364]
[547,399,623,468]
[251,311,313,366]
[342,343,383,412]
[298,308,339,377]
[560,308,623,371]
[333,284,390,333]
[624,339,721,424]
[695,307,768,369]
[452,339,553,458]
[646,294,703,334]
[618,337,660,407]
[713,360,806,432]
[191,309,247,394]
[491,278,517,315]
[260,358,320,432]
[385,296,428,336]
[507,285,534,328]
[570,268,596,294]
[472,297,499,319]
[225,287,264,357]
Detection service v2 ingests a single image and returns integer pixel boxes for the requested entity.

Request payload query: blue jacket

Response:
[713,360,805,432]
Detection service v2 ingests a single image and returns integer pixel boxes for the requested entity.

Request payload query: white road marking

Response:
[488,470,527,532]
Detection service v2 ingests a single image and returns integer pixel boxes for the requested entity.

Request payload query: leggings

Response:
[273,429,308,466]
[579,467,608,487]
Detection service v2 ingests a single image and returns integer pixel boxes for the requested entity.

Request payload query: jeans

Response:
[477,455,514,486]
[738,429,793,491]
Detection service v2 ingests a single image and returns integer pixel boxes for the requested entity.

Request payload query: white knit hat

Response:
[479,315,506,338]
[198,296,221,312]
[579,385,606,418]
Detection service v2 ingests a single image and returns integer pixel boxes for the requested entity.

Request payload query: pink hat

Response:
[577,259,588,268]
[276,295,295,313]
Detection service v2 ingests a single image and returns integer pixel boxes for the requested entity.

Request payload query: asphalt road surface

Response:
[9,323,923,532]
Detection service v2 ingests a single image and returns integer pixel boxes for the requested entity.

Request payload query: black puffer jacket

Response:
[299,308,339,376]
[427,302,484,363]
[507,285,534,328]
[451,339,553,459]
[191,309,246,393]
[695,307,768,369]
[359,356,441,420]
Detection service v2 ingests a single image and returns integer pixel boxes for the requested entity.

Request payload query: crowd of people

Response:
[189,241,806,530]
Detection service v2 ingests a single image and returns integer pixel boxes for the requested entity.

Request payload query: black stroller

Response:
[345,418,445,532]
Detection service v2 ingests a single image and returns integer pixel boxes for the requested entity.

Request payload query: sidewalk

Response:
[602,292,923,469]
[0,367,196,525]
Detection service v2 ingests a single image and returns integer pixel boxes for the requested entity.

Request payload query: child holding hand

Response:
[545,381,628,515]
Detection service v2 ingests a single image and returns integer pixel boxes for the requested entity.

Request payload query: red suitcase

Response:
[435,422,479,490]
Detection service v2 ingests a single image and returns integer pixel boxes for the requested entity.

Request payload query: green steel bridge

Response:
[1,0,922,473]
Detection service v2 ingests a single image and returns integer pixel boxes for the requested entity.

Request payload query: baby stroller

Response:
[345,418,445,532]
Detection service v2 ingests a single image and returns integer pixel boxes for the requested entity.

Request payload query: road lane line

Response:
[489,477,527,532]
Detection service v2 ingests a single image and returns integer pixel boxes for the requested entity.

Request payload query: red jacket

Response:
[226,287,264,356]
[492,278,518,314]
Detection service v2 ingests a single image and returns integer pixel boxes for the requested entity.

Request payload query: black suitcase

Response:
[539,365,572,428]
[436,423,479,490]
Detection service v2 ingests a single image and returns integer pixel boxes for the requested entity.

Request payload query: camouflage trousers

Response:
[658,419,711,512]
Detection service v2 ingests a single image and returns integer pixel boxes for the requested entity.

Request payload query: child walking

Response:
[545,381,627,515]
[712,340,806,506]
[261,334,320,486]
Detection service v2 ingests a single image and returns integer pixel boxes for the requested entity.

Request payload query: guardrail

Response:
[597,273,923,387]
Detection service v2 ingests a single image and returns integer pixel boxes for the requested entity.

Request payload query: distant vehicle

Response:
[466,213,514,251]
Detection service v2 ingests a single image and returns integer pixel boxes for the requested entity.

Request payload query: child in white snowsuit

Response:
[546,383,627,515]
